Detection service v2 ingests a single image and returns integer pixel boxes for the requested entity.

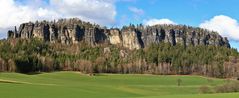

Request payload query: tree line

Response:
[0,38,238,78]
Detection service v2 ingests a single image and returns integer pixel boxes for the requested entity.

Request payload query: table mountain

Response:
[7,18,230,50]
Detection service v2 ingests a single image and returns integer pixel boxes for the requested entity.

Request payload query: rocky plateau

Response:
[7,18,230,50]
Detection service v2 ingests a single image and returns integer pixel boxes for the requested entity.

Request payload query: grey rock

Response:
[7,18,231,50]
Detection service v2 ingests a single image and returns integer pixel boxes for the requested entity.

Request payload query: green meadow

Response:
[0,72,238,98]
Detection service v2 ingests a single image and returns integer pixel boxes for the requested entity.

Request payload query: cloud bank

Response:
[50,0,116,25]
[200,15,239,41]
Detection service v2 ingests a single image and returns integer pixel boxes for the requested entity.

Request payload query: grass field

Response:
[0,72,239,98]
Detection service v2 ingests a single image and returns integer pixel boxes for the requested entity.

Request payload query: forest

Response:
[0,38,238,78]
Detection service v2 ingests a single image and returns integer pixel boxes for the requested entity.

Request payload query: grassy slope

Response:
[0,72,238,98]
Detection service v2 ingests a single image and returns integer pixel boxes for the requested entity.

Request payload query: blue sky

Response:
[0,0,238,50]
[116,0,239,26]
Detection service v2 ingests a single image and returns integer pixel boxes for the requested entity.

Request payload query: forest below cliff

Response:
[1,18,239,78]
[0,38,238,78]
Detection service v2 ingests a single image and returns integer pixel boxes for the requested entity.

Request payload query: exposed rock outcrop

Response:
[121,27,142,50]
[107,29,122,45]
[7,18,230,50]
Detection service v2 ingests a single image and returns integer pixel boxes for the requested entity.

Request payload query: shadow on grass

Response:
[91,73,108,76]
[16,70,62,75]
[21,72,42,75]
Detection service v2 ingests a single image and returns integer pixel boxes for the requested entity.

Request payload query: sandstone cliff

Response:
[7,18,230,50]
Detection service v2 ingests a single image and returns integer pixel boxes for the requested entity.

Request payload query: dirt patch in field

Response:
[0,79,57,86]
[0,79,25,84]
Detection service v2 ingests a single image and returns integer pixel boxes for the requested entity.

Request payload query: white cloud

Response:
[0,0,117,38]
[50,0,116,25]
[144,18,176,26]
[128,7,144,15]
[200,15,239,41]
[0,0,33,28]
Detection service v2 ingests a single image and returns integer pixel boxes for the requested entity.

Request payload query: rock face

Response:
[121,27,142,50]
[107,29,122,45]
[7,18,230,50]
